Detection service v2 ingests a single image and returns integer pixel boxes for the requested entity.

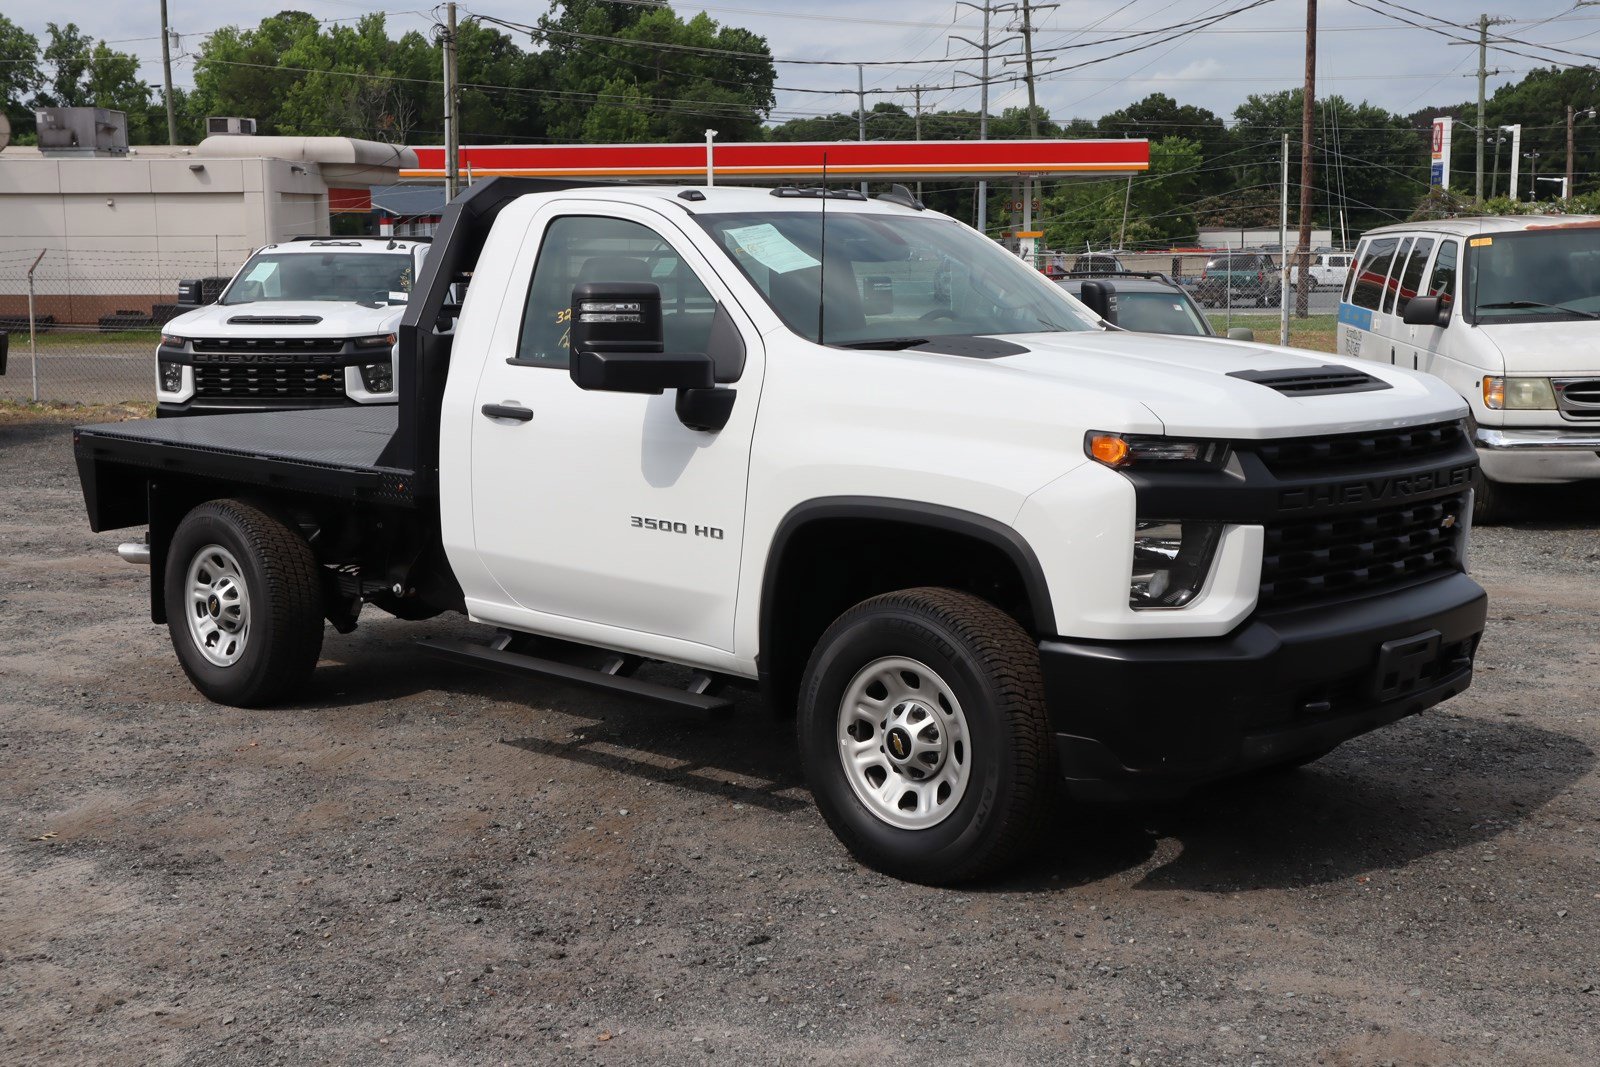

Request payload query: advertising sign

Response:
[1430,116,1452,190]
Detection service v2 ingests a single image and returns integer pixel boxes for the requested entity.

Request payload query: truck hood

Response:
[989,330,1467,438]
[1475,319,1600,374]
[165,300,403,338]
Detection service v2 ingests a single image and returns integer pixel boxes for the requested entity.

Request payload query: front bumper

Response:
[1474,426,1600,484]
[1039,571,1486,799]
[157,396,369,418]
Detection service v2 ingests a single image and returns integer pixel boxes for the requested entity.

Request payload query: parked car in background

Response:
[1291,251,1353,291]
[1058,271,1254,340]
[155,236,431,417]
[1070,252,1128,275]
[1196,251,1280,308]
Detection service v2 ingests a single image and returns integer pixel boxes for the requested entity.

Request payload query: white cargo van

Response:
[1337,216,1600,518]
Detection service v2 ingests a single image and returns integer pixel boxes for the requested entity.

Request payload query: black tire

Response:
[1472,470,1505,525]
[797,587,1055,885]
[165,499,324,707]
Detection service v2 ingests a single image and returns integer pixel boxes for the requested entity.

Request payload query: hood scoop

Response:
[227,314,324,326]
[1227,364,1390,396]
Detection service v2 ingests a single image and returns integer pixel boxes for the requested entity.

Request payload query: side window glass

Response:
[1428,240,1459,310]
[1393,238,1434,317]
[1381,237,1415,314]
[1351,237,1399,310]
[515,215,717,366]
[1342,242,1368,302]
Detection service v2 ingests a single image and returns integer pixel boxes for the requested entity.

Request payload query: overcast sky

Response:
[13,0,1599,134]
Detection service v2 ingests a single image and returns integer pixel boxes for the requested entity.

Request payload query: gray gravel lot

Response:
[2,417,1598,1066]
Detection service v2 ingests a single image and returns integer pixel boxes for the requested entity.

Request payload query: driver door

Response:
[467,202,762,654]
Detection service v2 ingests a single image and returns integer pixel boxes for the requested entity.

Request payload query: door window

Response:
[515,215,717,367]
[1393,238,1434,317]
[1428,239,1459,311]
[1381,238,1415,314]
[1351,237,1400,310]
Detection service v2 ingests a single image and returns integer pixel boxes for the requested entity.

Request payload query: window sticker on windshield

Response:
[1469,237,1493,247]
[724,223,820,275]
[244,261,276,282]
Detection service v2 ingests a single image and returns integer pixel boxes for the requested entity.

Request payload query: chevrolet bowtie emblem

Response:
[1442,514,1458,529]
[317,373,333,381]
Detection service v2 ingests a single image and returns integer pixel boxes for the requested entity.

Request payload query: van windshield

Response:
[221,252,415,306]
[1467,227,1600,323]
[696,211,1096,345]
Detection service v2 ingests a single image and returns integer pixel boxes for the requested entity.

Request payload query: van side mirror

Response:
[1226,327,1255,342]
[1078,279,1118,325]
[1403,295,1446,326]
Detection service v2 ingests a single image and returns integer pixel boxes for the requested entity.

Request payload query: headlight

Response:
[1482,376,1556,410]
[159,361,185,393]
[359,362,393,393]
[1086,431,1230,469]
[354,333,397,349]
[1130,520,1223,609]
[160,334,186,348]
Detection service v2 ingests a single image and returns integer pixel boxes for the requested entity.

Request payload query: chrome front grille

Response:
[1554,378,1600,418]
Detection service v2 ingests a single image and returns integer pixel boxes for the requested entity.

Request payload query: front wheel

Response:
[798,588,1055,884]
[165,499,324,707]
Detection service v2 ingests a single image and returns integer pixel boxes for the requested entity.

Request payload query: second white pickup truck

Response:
[77,179,1487,883]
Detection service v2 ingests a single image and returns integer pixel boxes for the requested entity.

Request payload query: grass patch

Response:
[0,399,155,424]
[24,329,162,350]
[1206,313,1338,353]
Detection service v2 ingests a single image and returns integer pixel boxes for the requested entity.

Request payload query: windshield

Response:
[696,211,1096,345]
[221,251,415,306]
[1110,290,1210,336]
[1467,226,1600,323]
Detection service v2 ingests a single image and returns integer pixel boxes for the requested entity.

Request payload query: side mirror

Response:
[569,282,712,395]
[1226,327,1256,342]
[1078,279,1118,325]
[176,278,207,306]
[1402,295,1446,326]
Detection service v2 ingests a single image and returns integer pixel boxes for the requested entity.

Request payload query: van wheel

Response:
[797,588,1054,884]
[165,499,324,707]
[1472,471,1506,525]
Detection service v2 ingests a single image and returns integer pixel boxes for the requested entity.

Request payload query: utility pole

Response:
[159,0,177,144]
[1451,13,1508,200]
[897,83,942,199]
[952,2,1018,236]
[1567,104,1575,199]
[442,2,460,201]
[1295,0,1316,319]
[1279,134,1290,347]
[857,63,868,195]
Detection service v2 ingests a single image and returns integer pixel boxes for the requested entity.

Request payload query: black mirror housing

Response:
[569,282,664,356]
[1402,295,1444,326]
[571,349,714,394]
[1078,279,1118,325]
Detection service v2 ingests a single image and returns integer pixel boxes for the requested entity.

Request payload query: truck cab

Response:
[156,237,430,416]
[76,180,1487,884]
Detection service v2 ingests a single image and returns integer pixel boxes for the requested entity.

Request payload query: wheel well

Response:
[759,508,1050,715]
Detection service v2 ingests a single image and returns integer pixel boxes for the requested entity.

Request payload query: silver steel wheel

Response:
[185,544,251,667]
[836,656,971,830]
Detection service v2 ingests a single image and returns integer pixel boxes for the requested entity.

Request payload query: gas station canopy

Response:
[402,138,1148,182]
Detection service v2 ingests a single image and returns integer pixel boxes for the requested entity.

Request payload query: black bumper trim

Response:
[1038,571,1487,799]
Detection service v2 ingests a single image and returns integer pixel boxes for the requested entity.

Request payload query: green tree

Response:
[1041,136,1205,250]
[39,22,93,107]
[535,0,775,143]
[1096,93,1234,196]
[0,14,41,133]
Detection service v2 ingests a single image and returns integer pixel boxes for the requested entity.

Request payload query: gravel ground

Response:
[2,418,1598,1066]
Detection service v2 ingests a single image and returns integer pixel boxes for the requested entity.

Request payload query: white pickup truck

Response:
[156,236,431,416]
[77,179,1487,883]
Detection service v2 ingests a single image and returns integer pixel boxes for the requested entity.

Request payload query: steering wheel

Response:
[920,308,959,321]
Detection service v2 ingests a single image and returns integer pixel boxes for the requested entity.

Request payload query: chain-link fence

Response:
[1043,249,1349,352]
[0,248,247,406]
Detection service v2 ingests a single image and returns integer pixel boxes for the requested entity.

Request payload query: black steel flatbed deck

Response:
[74,406,418,510]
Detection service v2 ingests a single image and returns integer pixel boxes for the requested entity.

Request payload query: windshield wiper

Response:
[839,337,930,350]
[1476,299,1600,319]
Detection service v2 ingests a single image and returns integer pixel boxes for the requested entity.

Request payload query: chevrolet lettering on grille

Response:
[1276,464,1474,512]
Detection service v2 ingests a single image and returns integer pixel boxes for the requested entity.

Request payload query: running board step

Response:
[416,637,734,713]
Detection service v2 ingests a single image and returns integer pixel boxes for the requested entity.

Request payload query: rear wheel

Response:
[166,499,324,707]
[798,588,1054,884]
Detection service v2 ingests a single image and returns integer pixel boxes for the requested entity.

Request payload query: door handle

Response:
[481,402,533,422]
